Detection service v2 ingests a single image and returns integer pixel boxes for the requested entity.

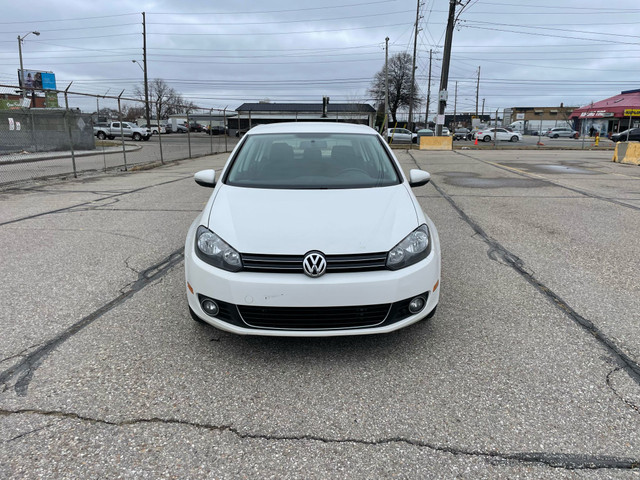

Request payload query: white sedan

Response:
[384,128,417,143]
[185,122,441,336]
[474,128,522,142]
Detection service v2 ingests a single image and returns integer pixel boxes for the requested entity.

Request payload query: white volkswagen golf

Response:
[185,122,441,336]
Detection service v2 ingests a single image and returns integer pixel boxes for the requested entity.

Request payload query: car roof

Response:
[248,122,377,135]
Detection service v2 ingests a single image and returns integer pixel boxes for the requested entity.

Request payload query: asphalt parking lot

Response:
[0,148,639,478]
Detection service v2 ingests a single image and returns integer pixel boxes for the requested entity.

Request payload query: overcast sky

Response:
[1,0,639,118]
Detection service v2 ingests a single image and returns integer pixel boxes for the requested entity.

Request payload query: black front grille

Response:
[241,252,388,274]
[238,303,391,329]
[197,292,429,331]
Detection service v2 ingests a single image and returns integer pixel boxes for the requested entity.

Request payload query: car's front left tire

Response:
[189,306,207,325]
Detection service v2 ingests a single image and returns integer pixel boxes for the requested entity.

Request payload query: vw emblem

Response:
[303,252,327,278]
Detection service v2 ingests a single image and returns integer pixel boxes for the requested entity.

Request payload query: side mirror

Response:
[409,169,431,187]
[194,169,216,188]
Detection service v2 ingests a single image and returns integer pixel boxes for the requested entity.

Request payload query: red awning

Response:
[570,89,640,119]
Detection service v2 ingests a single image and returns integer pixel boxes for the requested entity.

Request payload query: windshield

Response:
[225,133,401,189]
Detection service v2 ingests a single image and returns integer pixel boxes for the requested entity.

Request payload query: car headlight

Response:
[386,224,431,270]
[195,226,242,272]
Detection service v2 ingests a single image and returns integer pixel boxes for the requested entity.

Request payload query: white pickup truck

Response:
[94,122,151,141]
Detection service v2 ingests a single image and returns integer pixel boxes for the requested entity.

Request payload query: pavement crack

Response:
[406,152,640,388]
[0,176,191,228]
[0,249,184,397]
[5,421,59,443]
[453,150,640,212]
[606,368,640,415]
[0,408,638,470]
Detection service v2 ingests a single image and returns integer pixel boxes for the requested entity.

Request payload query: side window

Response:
[112,123,120,128]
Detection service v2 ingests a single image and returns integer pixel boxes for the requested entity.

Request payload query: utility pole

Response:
[425,49,432,129]
[407,0,420,130]
[475,66,481,116]
[384,37,389,133]
[436,0,457,136]
[142,12,150,128]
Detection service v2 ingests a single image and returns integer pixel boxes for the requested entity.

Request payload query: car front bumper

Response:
[185,243,440,337]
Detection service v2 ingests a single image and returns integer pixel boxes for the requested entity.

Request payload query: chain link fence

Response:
[0,84,235,188]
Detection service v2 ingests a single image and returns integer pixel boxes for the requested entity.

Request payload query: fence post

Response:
[209,108,213,154]
[223,107,228,153]
[186,109,192,159]
[157,102,164,164]
[117,90,127,171]
[63,83,77,178]
[29,109,38,153]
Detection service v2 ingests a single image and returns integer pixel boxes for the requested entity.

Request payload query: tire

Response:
[553,134,559,139]
[96,131,106,140]
[133,132,142,141]
[426,305,437,319]
[143,135,150,141]
[189,306,207,325]
[510,136,519,142]
[108,136,115,140]
[483,135,491,142]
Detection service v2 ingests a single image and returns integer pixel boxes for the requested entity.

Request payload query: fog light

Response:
[408,296,426,314]
[201,299,219,316]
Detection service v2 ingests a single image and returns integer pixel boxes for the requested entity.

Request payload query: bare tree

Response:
[135,78,195,119]
[369,52,421,124]
[123,104,145,122]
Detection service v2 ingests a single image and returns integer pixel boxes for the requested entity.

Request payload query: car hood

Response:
[206,184,419,254]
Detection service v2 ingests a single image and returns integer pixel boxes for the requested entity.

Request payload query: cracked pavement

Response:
[1,149,639,478]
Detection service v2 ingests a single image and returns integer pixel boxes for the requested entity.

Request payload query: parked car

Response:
[189,122,204,133]
[441,127,450,136]
[185,122,441,336]
[148,125,166,135]
[206,125,227,135]
[93,122,151,141]
[546,127,579,139]
[453,128,471,140]
[175,124,188,133]
[416,129,434,137]
[384,128,417,143]
[611,128,640,142]
[474,128,522,142]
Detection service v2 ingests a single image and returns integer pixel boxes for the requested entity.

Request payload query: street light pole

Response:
[142,12,150,128]
[17,31,40,99]
[132,59,150,127]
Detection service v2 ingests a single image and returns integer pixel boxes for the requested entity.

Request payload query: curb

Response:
[0,144,143,166]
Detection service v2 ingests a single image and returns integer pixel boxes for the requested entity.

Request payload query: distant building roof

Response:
[570,89,640,119]
[236,103,376,113]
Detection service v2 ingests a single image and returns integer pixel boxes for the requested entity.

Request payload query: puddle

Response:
[506,163,600,175]
[439,172,544,189]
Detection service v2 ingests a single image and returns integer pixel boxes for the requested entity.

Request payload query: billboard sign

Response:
[18,69,57,90]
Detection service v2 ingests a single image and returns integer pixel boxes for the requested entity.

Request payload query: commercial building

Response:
[504,105,576,134]
[570,89,640,137]
[231,102,376,134]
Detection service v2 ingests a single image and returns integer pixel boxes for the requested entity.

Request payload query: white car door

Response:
[495,128,509,141]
